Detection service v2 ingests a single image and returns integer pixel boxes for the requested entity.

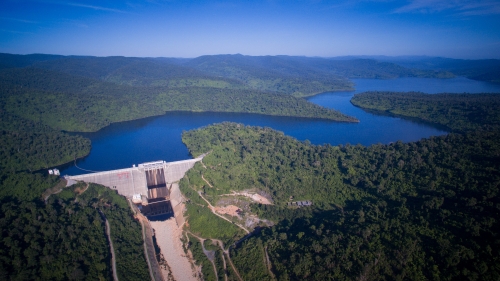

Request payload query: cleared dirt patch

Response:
[221,191,273,205]
[214,205,241,217]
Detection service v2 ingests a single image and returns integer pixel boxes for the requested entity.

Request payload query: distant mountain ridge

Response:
[0,53,360,133]
[0,53,466,96]
[1,52,488,133]
[344,55,500,83]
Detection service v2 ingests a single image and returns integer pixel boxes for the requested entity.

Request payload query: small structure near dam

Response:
[67,157,203,226]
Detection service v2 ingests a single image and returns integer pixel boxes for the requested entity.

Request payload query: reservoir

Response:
[60,77,500,176]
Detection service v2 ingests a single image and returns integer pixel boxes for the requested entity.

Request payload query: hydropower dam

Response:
[66,156,204,226]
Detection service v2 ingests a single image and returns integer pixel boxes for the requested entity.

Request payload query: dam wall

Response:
[68,167,147,198]
[164,159,200,183]
[67,158,202,200]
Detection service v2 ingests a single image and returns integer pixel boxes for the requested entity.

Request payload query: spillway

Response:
[66,157,203,226]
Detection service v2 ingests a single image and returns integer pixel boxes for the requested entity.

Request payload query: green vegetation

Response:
[265,130,500,280]
[230,237,273,281]
[0,64,357,133]
[180,172,246,244]
[182,123,365,207]
[184,202,244,244]
[289,57,455,79]
[0,180,149,280]
[0,110,91,173]
[183,55,454,97]
[0,172,60,202]
[213,248,226,280]
[376,56,500,83]
[155,87,357,122]
[78,185,150,281]
[184,54,354,97]
[0,83,149,280]
[182,120,500,280]
[0,67,166,132]
[351,92,500,132]
[2,52,498,280]
[187,234,217,281]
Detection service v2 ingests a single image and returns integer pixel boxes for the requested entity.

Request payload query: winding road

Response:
[197,191,249,234]
[98,209,119,281]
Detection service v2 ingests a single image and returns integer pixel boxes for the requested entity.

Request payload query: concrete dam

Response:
[67,157,203,226]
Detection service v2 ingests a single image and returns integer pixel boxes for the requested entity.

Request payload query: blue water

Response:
[60,77,500,176]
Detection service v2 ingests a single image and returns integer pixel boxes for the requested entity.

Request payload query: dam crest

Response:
[66,156,204,226]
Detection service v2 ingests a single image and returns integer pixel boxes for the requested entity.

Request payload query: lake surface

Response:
[60,77,500,176]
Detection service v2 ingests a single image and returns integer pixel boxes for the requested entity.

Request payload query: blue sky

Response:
[1,0,499,58]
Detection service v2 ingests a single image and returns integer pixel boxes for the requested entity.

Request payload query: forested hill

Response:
[180,54,453,96]
[0,60,358,133]
[181,122,500,280]
[365,56,500,84]
[179,92,500,280]
[0,53,63,69]
[30,55,246,88]
[351,92,500,132]
[282,56,455,79]
[1,53,455,97]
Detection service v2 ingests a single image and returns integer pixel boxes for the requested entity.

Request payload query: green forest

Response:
[1,52,500,280]
[180,90,500,280]
[372,56,500,84]
[0,179,150,280]
[0,60,358,133]
[0,109,91,173]
[351,91,500,132]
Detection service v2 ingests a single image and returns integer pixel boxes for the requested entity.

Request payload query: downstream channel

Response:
[60,77,500,176]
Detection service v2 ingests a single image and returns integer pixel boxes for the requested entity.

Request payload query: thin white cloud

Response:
[0,29,34,34]
[394,0,500,15]
[65,2,129,13]
[0,17,38,24]
[30,1,131,13]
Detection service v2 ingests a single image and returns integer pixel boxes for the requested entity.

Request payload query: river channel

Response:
[60,77,500,176]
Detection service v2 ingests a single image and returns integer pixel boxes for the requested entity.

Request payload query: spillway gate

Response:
[66,157,203,226]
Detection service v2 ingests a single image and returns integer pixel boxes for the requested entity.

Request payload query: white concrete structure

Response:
[67,158,202,199]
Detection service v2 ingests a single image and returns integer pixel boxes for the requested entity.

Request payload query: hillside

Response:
[181,55,453,97]
[370,56,500,84]
[181,121,500,280]
[351,92,500,132]
[1,53,458,98]
[182,54,354,97]
[0,67,357,133]
[31,55,246,88]
[1,53,497,280]
[178,92,500,280]
[0,179,150,280]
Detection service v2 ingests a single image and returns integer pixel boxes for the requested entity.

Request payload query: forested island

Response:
[1,52,500,280]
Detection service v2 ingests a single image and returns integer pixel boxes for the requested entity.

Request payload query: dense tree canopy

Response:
[0,66,357,132]
[351,91,500,132]
[0,181,149,280]
[0,110,90,173]
[1,53,499,280]
[181,121,500,280]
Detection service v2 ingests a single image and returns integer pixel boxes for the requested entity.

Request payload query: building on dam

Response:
[66,157,203,226]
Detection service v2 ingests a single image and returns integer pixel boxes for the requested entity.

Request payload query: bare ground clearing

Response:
[219,191,273,205]
[150,219,200,281]
[214,205,241,217]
